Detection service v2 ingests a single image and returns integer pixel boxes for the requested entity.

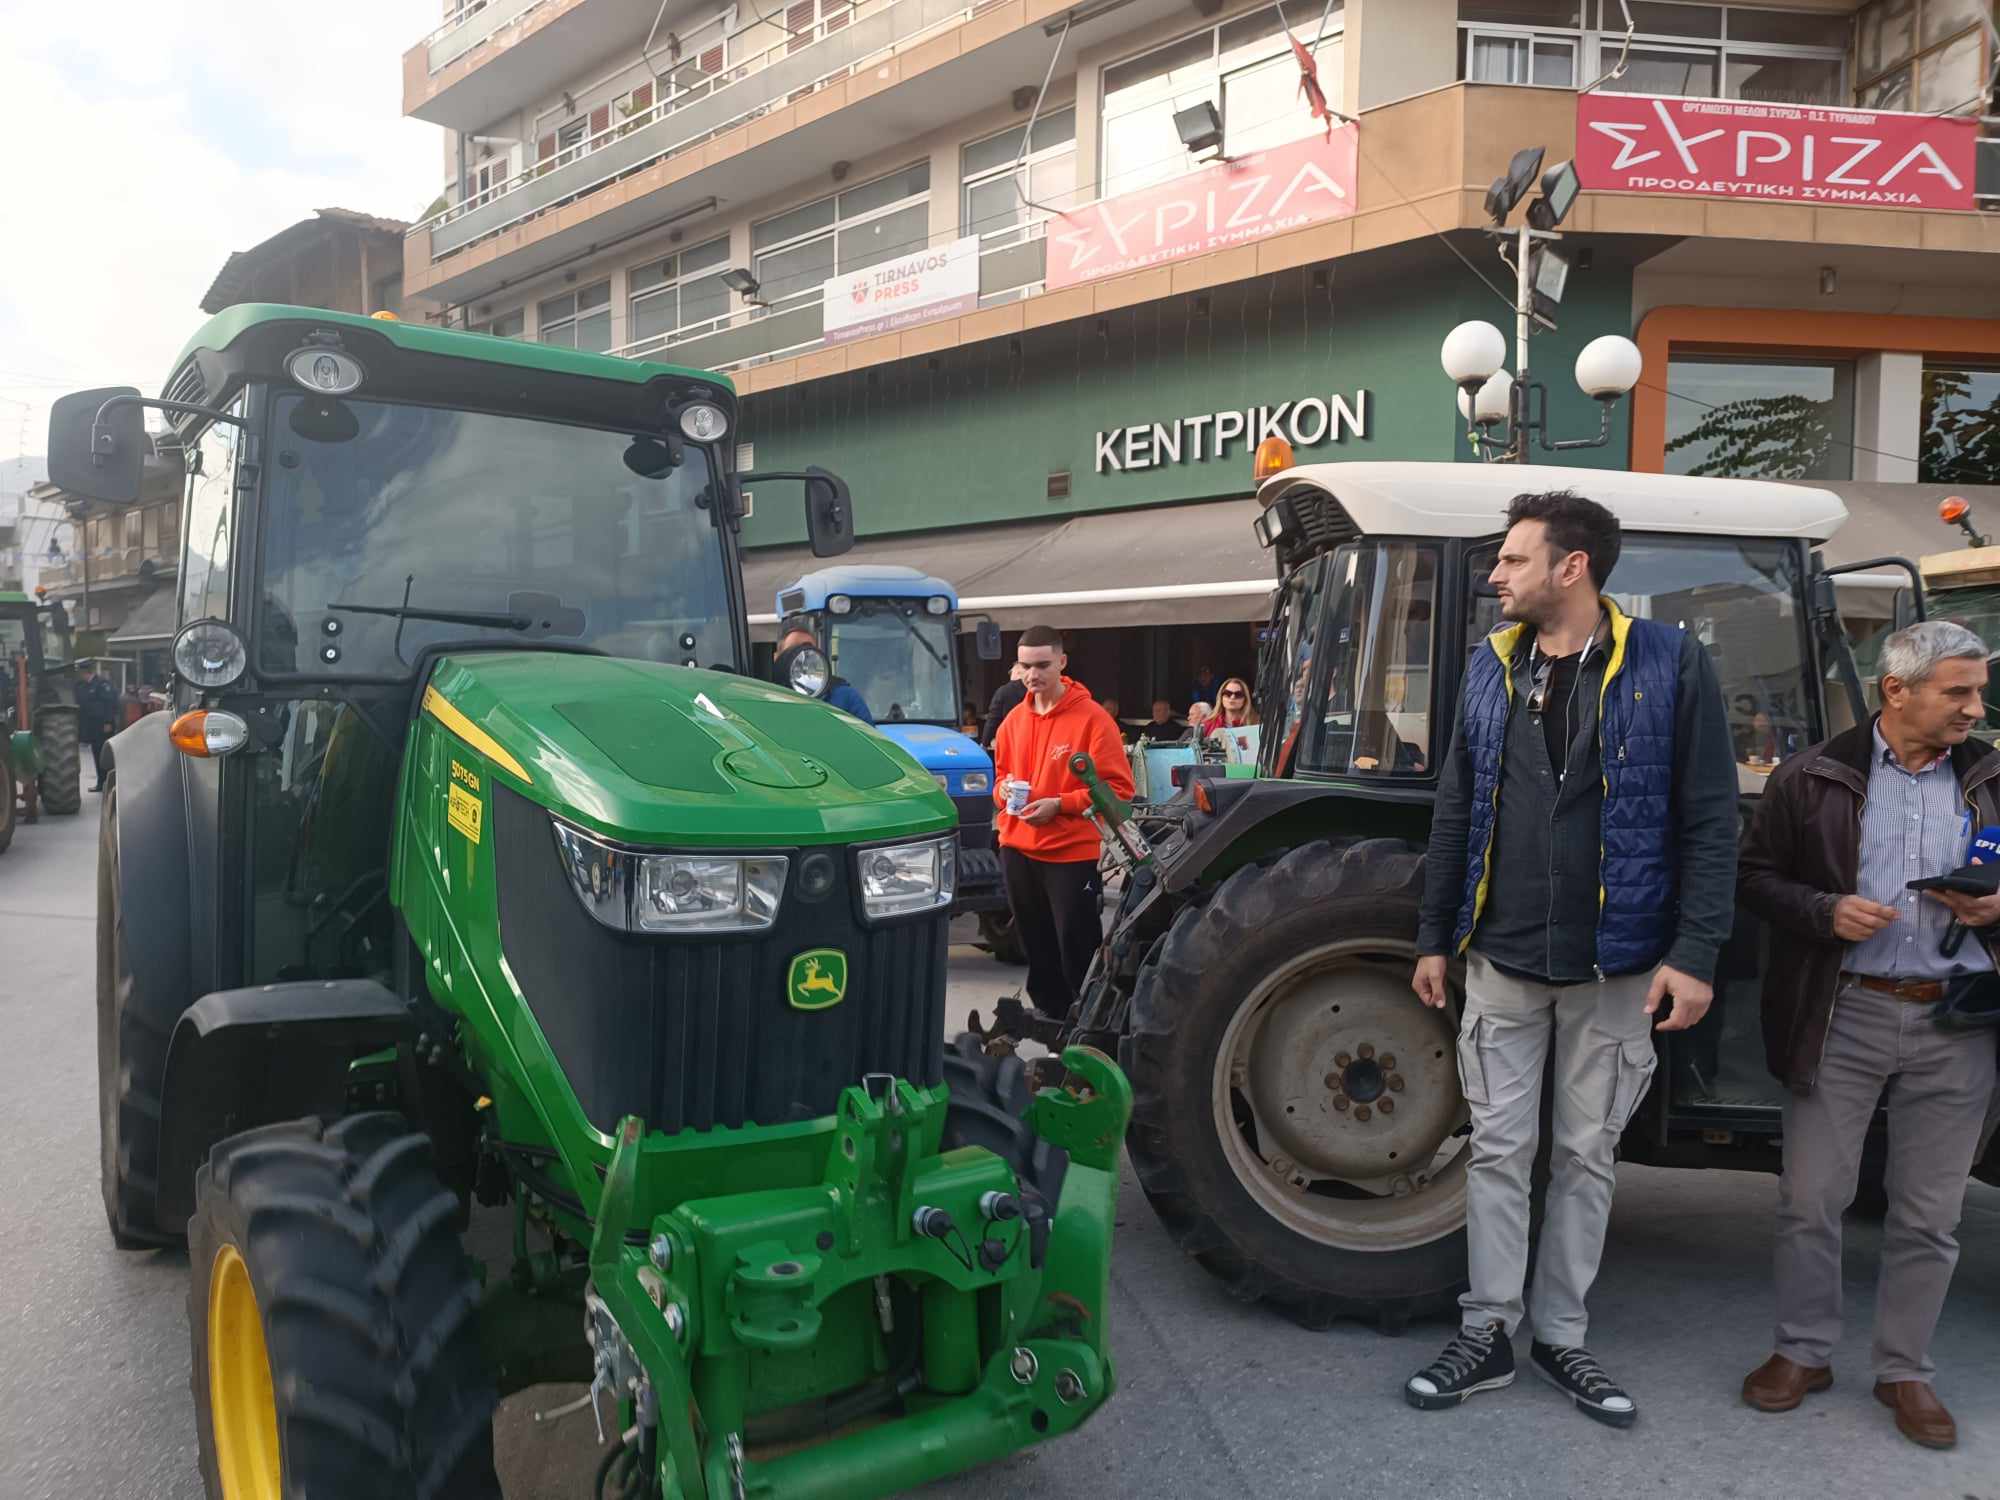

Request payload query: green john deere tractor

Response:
[1,588,83,852]
[978,455,2000,1330]
[53,305,1128,1499]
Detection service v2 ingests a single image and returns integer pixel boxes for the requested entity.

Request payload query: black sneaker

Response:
[1530,1341,1637,1427]
[1404,1322,1515,1410]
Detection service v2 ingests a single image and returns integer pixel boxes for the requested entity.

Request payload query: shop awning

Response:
[108,589,178,647]
[743,499,1276,637]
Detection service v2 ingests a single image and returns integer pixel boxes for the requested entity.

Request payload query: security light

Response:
[1484,146,1546,225]
[1526,158,1580,231]
[1173,101,1224,158]
[722,268,761,296]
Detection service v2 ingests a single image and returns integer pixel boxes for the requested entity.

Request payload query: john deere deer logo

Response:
[787,949,848,1010]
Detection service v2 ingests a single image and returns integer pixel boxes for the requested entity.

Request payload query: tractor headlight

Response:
[553,821,788,934]
[960,771,990,793]
[857,836,955,921]
[172,618,248,690]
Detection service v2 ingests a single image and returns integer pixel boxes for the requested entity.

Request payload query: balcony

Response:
[38,545,178,594]
[404,0,1188,307]
[406,0,671,131]
[601,82,2000,398]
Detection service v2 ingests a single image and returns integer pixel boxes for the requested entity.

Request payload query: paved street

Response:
[4,796,1998,1500]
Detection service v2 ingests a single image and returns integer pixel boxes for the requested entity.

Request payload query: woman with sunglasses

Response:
[1208,678,1258,733]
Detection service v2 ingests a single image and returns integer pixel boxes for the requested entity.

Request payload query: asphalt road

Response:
[4,795,1999,1499]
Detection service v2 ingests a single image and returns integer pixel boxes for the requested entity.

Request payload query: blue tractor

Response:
[773,565,1019,959]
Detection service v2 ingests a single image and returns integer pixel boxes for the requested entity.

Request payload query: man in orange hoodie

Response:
[991,625,1135,1018]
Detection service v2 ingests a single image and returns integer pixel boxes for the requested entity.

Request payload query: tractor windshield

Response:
[256,395,735,677]
[827,600,957,724]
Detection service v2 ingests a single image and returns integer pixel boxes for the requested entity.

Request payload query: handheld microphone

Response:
[1970,825,2000,864]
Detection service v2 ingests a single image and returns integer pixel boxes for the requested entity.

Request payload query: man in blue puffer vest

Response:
[1403,490,1737,1428]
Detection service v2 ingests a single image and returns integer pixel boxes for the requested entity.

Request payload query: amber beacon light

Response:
[1253,435,1294,483]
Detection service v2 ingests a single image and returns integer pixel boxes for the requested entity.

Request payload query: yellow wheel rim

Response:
[207,1244,282,1499]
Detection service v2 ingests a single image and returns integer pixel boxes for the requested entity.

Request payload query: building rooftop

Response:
[200,209,413,314]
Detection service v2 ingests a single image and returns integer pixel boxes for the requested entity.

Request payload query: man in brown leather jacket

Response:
[1737,621,2000,1450]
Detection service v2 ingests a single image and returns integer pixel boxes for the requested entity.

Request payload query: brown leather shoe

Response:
[1874,1381,1957,1449]
[1742,1354,1833,1412]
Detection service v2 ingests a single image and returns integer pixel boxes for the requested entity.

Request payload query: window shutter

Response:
[826,2,850,31]
[589,105,610,136]
[699,44,723,73]
[538,133,556,160]
[631,81,653,111]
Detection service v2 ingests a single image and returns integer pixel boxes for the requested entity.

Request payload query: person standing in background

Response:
[990,626,1133,1019]
[981,661,1027,748]
[1188,664,1218,713]
[75,663,120,792]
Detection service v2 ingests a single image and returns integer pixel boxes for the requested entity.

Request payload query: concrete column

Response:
[1854,351,1922,483]
[1342,0,1458,114]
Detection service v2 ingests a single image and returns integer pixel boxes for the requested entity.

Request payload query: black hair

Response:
[1018,624,1063,651]
[1504,488,1621,589]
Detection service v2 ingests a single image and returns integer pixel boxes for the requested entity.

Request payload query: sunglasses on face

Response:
[1221,690,1245,700]
[1526,657,1554,716]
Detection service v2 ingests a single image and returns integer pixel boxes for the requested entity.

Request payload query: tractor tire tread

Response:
[36,705,81,815]
[942,1035,1068,1212]
[189,1114,499,1500]
[1123,836,1465,1327]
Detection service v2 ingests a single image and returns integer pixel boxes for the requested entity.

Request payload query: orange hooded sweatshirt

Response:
[990,677,1136,863]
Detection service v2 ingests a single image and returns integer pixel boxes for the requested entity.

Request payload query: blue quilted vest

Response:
[1450,600,1684,977]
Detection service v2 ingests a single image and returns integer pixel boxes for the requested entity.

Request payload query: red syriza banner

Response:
[1045,128,1358,290]
[1576,93,1979,212]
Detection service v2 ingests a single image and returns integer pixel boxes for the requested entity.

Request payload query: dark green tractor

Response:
[979,455,1999,1329]
[53,305,1129,1498]
[0,588,83,851]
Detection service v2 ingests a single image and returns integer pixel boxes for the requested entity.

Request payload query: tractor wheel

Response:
[1123,837,1474,1329]
[189,1114,499,1500]
[0,758,15,855]
[941,1033,1067,1209]
[35,704,81,815]
[97,785,182,1248]
[977,910,1026,966]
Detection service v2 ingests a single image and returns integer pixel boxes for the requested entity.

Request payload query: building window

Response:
[1921,363,2000,485]
[470,309,525,339]
[538,283,612,352]
[1101,4,1345,199]
[1458,3,1849,104]
[962,108,1077,247]
[1856,0,1993,112]
[628,238,732,351]
[751,164,931,313]
[1663,356,1856,481]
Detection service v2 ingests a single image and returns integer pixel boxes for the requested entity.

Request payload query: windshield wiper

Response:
[882,608,952,672]
[328,602,532,631]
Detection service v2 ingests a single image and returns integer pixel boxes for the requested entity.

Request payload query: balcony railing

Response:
[423,0,547,75]
[38,546,177,590]
[414,0,977,260]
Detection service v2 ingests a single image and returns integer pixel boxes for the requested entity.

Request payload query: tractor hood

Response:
[423,652,954,846]
[875,722,992,774]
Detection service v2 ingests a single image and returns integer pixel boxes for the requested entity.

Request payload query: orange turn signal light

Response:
[369,310,401,321]
[170,709,249,758]
[1253,435,1294,483]
[1940,495,1970,524]
[1193,779,1215,815]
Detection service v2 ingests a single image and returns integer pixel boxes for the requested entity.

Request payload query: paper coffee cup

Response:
[1004,778,1031,814]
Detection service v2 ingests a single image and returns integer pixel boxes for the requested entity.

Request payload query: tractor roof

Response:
[776,565,959,615]
[1258,462,1846,543]
[1919,545,2000,587]
[170,304,732,395]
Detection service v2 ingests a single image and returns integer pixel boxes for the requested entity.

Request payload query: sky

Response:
[0,0,446,471]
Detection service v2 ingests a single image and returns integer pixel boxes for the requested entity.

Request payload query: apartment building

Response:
[400,0,2000,699]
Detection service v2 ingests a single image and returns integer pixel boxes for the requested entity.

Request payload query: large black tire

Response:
[1123,837,1475,1330]
[189,1114,499,1499]
[942,1033,1068,1211]
[977,910,1027,966]
[97,784,183,1247]
[35,704,81,815]
[0,758,15,855]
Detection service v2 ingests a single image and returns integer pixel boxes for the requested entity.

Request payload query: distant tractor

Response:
[978,453,1998,1330]
[0,589,83,852]
[771,564,1019,960]
[55,305,1129,1498]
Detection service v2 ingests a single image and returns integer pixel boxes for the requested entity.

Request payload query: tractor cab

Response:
[1853,496,2000,738]
[772,564,1009,932]
[1,589,84,846]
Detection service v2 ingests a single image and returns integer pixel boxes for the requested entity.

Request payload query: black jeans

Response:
[1000,847,1102,1019]
[87,736,108,786]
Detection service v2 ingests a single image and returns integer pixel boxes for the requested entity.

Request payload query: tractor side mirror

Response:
[804,467,853,558]
[48,387,145,504]
[975,620,1002,661]
[1891,586,1918,632]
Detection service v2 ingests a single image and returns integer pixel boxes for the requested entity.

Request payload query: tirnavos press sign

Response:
[1576,93,1978,211]
[822,236,981,343]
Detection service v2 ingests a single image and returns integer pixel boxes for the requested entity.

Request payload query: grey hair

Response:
[1879,619,1990,688]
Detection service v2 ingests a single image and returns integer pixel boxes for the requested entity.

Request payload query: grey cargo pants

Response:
[1457,953,1659,1345]
[1773,980,1997,1384]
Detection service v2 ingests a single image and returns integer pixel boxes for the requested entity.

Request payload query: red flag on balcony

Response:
[1288,34,1333,142]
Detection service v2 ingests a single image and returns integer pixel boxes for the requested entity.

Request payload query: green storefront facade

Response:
[737,241,1639,551]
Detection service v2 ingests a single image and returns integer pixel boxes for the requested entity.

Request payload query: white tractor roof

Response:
[1259,462,1847,543]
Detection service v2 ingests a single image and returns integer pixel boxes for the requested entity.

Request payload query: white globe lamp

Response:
[1440,321,1507,389]
[1575,335,1643,402]
[1456,368,1514,428]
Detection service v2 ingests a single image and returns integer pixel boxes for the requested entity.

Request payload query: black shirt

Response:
[1532,643,1585,781]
